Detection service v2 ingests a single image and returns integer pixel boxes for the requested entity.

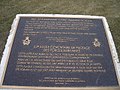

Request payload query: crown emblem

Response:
[93,38,101,47]
[23,36,31,45]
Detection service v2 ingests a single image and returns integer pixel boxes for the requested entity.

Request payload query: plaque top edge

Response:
[16,14,106,20]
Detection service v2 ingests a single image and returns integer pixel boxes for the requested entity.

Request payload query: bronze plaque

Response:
[0,14,120,90]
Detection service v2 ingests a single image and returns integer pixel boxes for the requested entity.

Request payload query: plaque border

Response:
[0,14,120,90]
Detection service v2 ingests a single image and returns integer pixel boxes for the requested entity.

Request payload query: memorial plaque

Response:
[0,14,120,90]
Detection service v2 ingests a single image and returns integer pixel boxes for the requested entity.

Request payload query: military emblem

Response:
[23,36,31,45]
[93,38,101,47]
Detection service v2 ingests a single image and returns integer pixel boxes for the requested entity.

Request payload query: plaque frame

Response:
[0,14,120,90]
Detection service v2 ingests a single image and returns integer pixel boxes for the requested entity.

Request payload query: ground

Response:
[0,0,120,61]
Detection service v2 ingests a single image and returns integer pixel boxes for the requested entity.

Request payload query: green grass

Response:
[0,0,120,61]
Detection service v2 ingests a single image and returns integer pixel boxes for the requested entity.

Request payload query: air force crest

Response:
[23,36,31,45]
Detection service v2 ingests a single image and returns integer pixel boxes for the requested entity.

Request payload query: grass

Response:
[0,0,120,61]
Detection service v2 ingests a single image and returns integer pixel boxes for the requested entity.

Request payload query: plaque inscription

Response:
[1,15,119,89]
